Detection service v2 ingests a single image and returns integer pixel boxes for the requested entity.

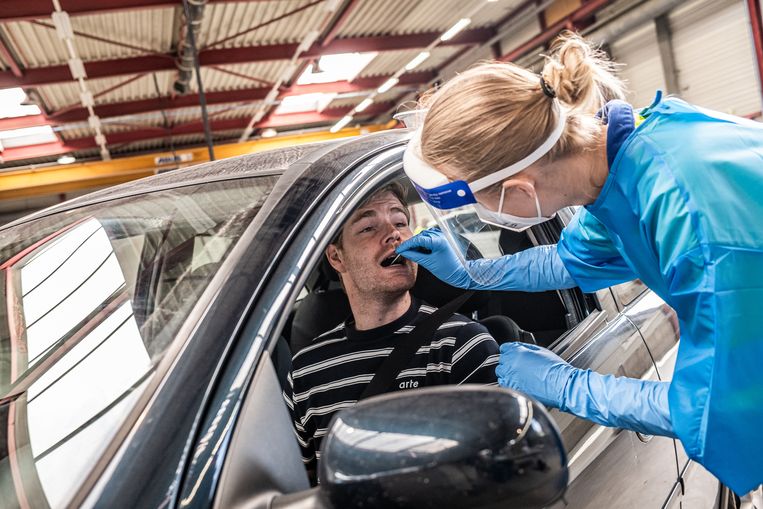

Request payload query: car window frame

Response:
[200,146,408,508]
[0,171,284,234]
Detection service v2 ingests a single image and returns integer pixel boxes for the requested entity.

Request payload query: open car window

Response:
[0,176,277,508]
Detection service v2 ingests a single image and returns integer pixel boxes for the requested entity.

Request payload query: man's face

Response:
[326,191,417,298]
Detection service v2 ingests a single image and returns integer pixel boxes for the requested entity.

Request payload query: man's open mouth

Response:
[380,254,406,267]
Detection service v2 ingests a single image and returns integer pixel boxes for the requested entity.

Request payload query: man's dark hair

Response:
[331,182,409,248]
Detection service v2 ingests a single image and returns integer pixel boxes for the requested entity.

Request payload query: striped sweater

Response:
[282,297,500,474]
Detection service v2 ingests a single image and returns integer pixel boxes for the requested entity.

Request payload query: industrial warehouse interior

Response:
[1,1,762,508]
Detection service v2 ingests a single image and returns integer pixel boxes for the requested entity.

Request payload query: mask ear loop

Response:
[498,186,506,214]
[533,190,544,218]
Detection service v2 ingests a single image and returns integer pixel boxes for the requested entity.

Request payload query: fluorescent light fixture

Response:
[261,128,277,138]
[297,52,377,85]
[405,51,431,71]
[330,115,353,133]
[57,155,76,164]
[0,88,41,118]
[0,125,57,148]
[440,18,471,41]
[355,98,374,112]
[377,77,399,94]
[274,93,337,115]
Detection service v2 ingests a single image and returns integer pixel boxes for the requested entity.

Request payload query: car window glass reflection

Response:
[18,219,130,371]
[0,176,277,508]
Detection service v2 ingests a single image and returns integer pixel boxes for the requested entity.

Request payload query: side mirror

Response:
[319,386,568,509]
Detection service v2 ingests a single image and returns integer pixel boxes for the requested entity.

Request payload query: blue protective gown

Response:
[557,92,763,494]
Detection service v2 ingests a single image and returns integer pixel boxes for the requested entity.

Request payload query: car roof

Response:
[1,130,409,232]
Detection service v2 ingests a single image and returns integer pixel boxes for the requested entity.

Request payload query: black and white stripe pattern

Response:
[282,298,499,474]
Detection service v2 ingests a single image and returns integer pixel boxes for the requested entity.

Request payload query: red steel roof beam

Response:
[0,141,72,162]
[0,36,24,78]
[60,102,392,150]
[500,0,617,62]
[308,28,494,57]
[205,0,324,49]
[321,0,362,47]
[0,0,256,22]
[0,114,48,130]
[0,54,172,88]
[0,70,426,129]
[42,72,434,124]
[0,29,492,88]
[0,103,391,161]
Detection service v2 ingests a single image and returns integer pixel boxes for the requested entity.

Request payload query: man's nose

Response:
[383,224,402,244]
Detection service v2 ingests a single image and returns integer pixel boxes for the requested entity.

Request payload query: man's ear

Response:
[325,244,346,274]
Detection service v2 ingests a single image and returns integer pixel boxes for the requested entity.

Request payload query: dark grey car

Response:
[0,131,730,508]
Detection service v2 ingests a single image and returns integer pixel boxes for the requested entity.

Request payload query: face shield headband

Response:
[403,101,567,212]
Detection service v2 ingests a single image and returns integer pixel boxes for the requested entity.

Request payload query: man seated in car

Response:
[283,183,500,481]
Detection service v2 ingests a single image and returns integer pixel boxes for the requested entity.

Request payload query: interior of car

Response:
[281,182,580,346]
[271,178,593,417]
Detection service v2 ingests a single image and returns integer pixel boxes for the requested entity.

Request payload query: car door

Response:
[547,292,681,508]
[617,287,723,507]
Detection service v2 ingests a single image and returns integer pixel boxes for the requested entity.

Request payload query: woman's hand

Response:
[396,228,475,289]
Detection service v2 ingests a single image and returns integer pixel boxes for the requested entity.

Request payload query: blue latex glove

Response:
[496,342,676,438]
[396,227,577,291]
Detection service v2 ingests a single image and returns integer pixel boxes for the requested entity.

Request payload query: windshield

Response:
[0,175,277,508]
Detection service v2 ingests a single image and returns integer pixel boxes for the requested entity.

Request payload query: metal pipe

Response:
[174,0,206,95]
[180,0,214,160]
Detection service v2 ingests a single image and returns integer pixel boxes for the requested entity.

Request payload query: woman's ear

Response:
[325,244,346,274]
[501,177,536,200]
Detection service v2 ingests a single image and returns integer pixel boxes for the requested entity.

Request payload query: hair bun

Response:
[541,31,625,114]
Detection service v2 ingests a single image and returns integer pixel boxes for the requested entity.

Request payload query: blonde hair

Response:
[419,32,626,186]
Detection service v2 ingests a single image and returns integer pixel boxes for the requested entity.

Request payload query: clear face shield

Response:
[402,103,566,286]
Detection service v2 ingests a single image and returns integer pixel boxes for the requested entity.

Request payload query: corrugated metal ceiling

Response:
[337,0,523,37]
[37,72,176,111]
[198,0,324,48]
[0,0,667,169]
[2,7,177,67]
[358,46,459,77]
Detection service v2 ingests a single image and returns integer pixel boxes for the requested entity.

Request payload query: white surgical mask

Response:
[473,185,555,232]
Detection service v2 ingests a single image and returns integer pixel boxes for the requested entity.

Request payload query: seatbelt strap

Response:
[358,291,475,401]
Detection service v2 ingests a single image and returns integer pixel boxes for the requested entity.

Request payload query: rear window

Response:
[0,176,277,508]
